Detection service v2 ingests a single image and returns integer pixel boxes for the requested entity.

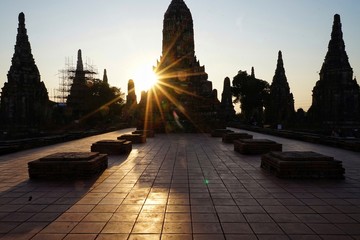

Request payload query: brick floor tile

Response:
[101,222,134,234]
[193,234,226,240]
[278,223,314,234]
[41,221,77,234]
[296,214,329,223]
[322,214,357,223]
[270,213,300,223]
[263,206,291,214]
[256,234,289,240]
[161,234,192,240]
[83,213,113,222]
[30,234,66,240]
[63,234,97,240]
[165,213,191,222]
[215,205,240,213]
[336,223,360,235]
[71,222,106,234]
[307,223,345,235]
[132,222,162,233]
[244,214,274,223]
[163,222,192,234]
[167,198,189,205]
[239,206,266,214]
[110,213,137,222]
[91,205,119,213]
[128,234,160,240]
[166,205,190,213]
[141,205,166,213]
[288,235,321,240]
[67,204,95,213]
[221,222,253,234]
[249,223,284,234]
[191,213,219,223]
[55,212,87,222]
[218,213,246,223]
[192,222,222,234]
[116,205,142,213]
[95,233,129,240]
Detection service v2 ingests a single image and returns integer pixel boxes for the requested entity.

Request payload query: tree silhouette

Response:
[232,70,270,125]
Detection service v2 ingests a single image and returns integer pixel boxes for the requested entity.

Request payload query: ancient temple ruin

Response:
[66,49,96,120]
[0,12,51,131]
[265,51,295,127]
[308,14,360,129]
[220,77,235,122]
[141,0,221,132]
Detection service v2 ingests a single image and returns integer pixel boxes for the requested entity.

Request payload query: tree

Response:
[83,79,125,127]
[232,70,270,125]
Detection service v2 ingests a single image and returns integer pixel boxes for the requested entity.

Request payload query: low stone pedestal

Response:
[91,140,132,155]
[28,152,108,180]
[234,139,282,154]
[132,130,155,138]
[261,151,345,179]
[117,134,146,143]
[211,129,234,137]
[222,132,253,143]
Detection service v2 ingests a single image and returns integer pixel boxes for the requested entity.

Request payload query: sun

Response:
[133,64,158,92]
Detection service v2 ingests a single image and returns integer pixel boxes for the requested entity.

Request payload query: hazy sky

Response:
[0,0,359,111]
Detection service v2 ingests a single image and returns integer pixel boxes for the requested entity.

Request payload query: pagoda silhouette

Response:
[308,14,360,133]
[0,13,51,134]
[138,0,231,132]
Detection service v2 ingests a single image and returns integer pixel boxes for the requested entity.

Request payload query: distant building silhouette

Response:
[0,12,51,131]
[308,14,360,129]
[126,79,137,107]
[220,77,235,122]
[142,0,221,132]
[124,79,138,126]
[66,49,94,120]
[102,69,109,86]
[265,51,295,127]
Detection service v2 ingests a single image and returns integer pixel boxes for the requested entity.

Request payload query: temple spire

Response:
[103,69,108,85]
[251,67,255,78]
[273,50,287,84]
[321,14,351,75]
[76,49,83,72]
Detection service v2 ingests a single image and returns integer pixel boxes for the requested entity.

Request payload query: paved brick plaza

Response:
[0,128,359,240]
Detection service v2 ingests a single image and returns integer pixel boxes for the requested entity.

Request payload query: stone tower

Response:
[0,12,50,130]
[265,51,295,127]
[102,69,108,86]
[145,0,221,132]
[66,49,90,119]
[308,14,360,127]
[126,79,137,107]
[220,77,235,122]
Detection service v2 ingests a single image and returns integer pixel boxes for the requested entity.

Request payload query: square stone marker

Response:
[91,140,132,155]
[261,151,345,179]
[117,134,146,143]
[28,152,108,180]
[234,139,282,154]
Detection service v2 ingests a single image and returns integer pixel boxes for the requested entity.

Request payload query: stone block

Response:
[91,140,132,155]
[28,152,108,180]
[261,151,345,179]
[234,139,282,154]
[222,132,253,143]
[117,134,146,143]
[132,130,155,138]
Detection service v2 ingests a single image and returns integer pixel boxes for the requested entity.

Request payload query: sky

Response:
[0,0,359,111]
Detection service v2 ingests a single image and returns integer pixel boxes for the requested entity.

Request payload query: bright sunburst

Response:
[133,64,158,92]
